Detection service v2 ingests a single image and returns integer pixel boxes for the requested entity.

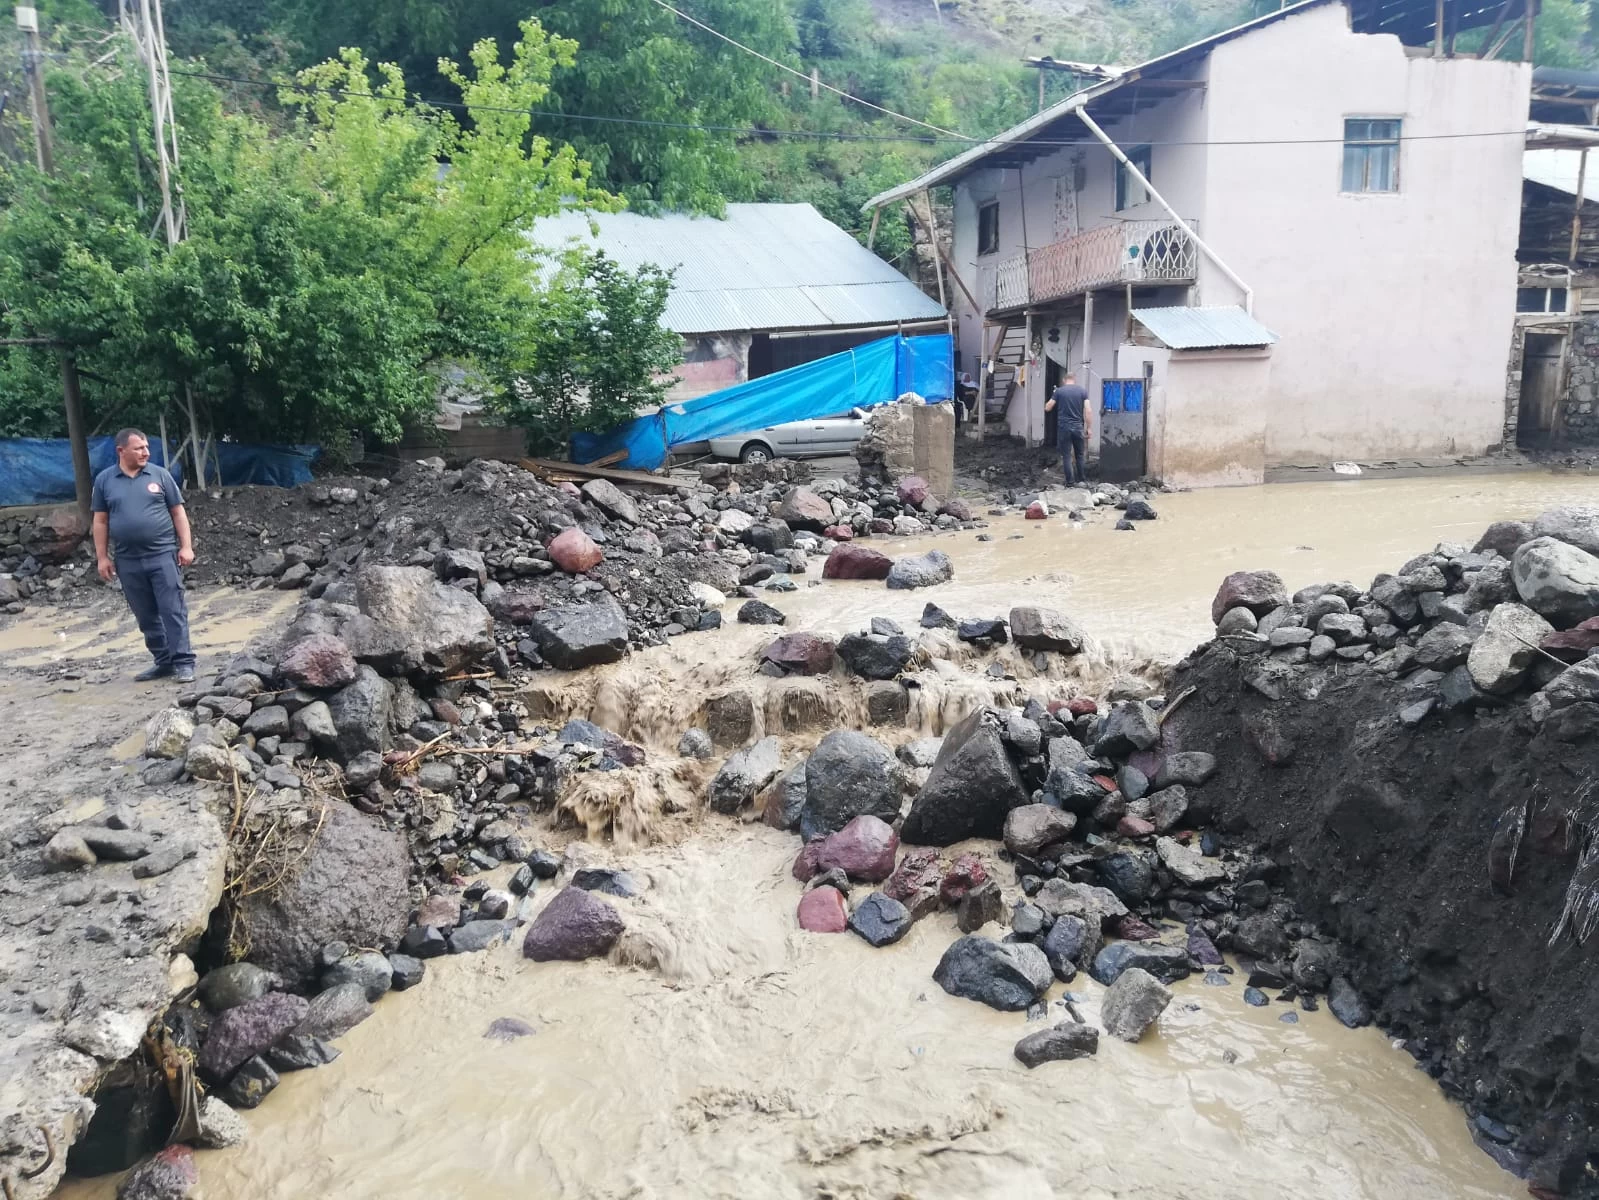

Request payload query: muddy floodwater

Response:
[44,471,1599,1200]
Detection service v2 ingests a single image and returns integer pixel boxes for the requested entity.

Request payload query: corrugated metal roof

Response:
[1131,305,1278,349]
[1525,148,1599,202]
[528,203,946,335]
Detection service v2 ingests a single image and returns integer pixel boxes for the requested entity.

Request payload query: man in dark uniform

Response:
[1044,372,1091,487]
[91,428,197,682]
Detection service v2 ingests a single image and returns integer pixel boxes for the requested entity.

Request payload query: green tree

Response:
[492,250,681,456]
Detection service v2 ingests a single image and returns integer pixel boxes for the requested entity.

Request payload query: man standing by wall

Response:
[1044,373,1090,487]
[92,429,197,683]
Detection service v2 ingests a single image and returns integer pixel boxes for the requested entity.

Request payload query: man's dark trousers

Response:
[119,552,194,672]
[1061,428,1086,487]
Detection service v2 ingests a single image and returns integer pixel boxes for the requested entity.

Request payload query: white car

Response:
[706,409,870,464]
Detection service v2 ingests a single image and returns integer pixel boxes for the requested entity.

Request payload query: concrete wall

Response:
[1118,344,1272,487]
[1201,3,1529,462]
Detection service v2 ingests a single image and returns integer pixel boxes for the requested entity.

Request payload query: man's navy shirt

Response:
[91,463,183,558]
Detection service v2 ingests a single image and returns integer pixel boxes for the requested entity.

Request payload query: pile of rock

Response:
[1203,505,1599,728]
[0,507,93,611]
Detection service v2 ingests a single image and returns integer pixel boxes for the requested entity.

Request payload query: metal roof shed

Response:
[1131,306,1279,350]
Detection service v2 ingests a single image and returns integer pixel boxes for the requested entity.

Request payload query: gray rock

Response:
[1034,878,1127,928]
[1098,851,1154,904]
[896,737,943,769]
[388,953,425,990]
[1014,1021,1099,1067]
[1211,570,1288,624]
[571,868,642,898]
[132,839,194,879]
[1233,913,1290,961]
[800,730,901,840]
[932,936,1053,1011]
[1153,752,1216,788]
[447,919,517,954]
[529,595,630,670]
[198,963,282,1012]
[677,727,713,759]
[837,632,914,680]
[195,1095,249,1149]
[1327,975,1373,1027]
[957,879,1006,932]
[71,827,151,861]
[328,666,394,761]
[294,982,373,1040]
[198,992,310,1082]
[708,736,784,815]
[224,1056,280,1108]
[1156,835,1225,886]
[265,1033,342,1072]
[339,564,494,678]
[1002,804,1077,857]
[1371,574,1420,624]
[1413,624,1475,670]
[322,951,393,1001]
[43,830,96,870]
[1467,603,1554,694]
[1216,606,1259,635]
[1002,714,1043,756]
[144,708,195,759]
[886,550,954,590]
[1090,938,1192,987]
[761,762,808,831]
[1269,626,1313,648]
[290,700,337,745]
[1146,785,1188,833]
[1040,914,1096,981]
[847,892,912,947]
[1316,613,1367,645]
[522,887,625,961]
[737,599,787,625]
[1514,536,1599,625]
[1531,505,1599,556]
[1094,701,1160,757]
[901,708,1029,845]
[1474,519,1534,559]
[1008,606,1086,653]
[580,478,639,525]
[1100,966,1173,1042]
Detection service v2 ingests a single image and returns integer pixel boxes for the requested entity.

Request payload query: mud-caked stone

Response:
[883,847,943,903]
[800,730,901,840]
[1100,967,1173,1042]
[932,936,1052,1011]
[901,708,1029,845]
[1514,536,1599,626]
[1474,519,1534,559]
[1153,752,1216,788]
[1413,623,1474,670]
[1233,912,1291,961]
[737,599,786,626]
[1211,570,1288,624]
[195,1095,248,1150]
[1531,505,1599,556]
[522,886,625,961]
[775,486,834,532]
[761,632,836,676]
[1002,804,1077,857]
[277,632,358,690]
[530,595,630,670]
[144,708,195,759]
[823,544,893,580]
[886,550,954,590]
[198,992,310,1083]
[761,762,809,831]
[1014,1021,1099,1067]
[580,477,639,525]
[1155,835,1225,886]
[708,736,783,815]
[1008,606,1086,653]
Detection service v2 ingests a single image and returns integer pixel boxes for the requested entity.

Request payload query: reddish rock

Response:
[1025,501,1049,520]
[522,887,625,961]
[762,632,836,676]
[883,847,943,904]
[415,894,462,930]
[118,1144,198,1199]
[897,476,931,506]
[867,518,894,534]
[1542,616,1599,660]
[797,886,848,933]
[557,482,582,498]
[31,506,89,563]
[1112,913,1162,941]
[939,852,989,904]
[796,815,899,883]
[1117,815,1156,839]
[1210,569,1288,624]
[277,632,358,690]
[939,497,973,521]
[822,525,855,541]
[901,885,942,922]
[823,544,893,581]
[1066,698,1098,717]
[488,589,544,625]
[547,527,603,573]
[1092,775,1118,792]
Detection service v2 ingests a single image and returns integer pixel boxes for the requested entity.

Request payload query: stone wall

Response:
[1563,315,1599,442]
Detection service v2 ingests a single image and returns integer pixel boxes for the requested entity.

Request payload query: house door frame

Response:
[1518,330,1568,448]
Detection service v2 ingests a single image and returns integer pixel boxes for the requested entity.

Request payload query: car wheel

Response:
[739,442,773,464]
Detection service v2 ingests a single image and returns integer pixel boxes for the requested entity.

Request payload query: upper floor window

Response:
[1115,145,1153,211]
[978,201,1000,256]
[1517,286,1570,314]
[1342,118,1400,193]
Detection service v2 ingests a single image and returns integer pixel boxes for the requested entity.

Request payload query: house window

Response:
[1342,118,1400,193]
[1517,286,1570,314]
[1115,145,1153,211]
[978,201,1000,256]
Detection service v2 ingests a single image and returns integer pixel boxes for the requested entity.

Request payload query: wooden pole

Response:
[1480,0,1515,58]
[1524,0,1538,61]
[60,355,92,520]
[810,67,819,101]
[922,191,947,310]
[866,207,881,252]
[976,323,992,441]
[1024,310,1036,444]
[1570,148,1589,264]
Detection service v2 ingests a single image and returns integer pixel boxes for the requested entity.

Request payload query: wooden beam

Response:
[1479,0,1514,57]
[866,207,881,251]
[519,458,680,489]
[934,239,981,314]
[1571,148,1589,264]
[1524,0,1539,61]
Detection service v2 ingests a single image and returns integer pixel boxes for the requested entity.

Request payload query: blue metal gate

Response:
[1100,378,1146,483]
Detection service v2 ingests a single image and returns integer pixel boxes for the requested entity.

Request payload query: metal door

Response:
[1099,379,1146,482]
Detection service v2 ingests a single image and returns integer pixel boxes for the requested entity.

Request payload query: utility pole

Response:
[16,4,93,521]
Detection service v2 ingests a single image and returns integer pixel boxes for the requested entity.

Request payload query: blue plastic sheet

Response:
[572,333,952,470]
[0,437,319,507]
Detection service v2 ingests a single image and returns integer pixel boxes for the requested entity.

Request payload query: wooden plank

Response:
[577,449,628,469]
[519,458,681,489]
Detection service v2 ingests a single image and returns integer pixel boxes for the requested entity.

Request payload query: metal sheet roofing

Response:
[1131,305,1278,349]
[528,203,946,335]
[1525,148,1599,202]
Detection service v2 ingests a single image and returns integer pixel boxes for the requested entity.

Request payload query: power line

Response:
[642,0,970,140]
[167,68,1544,153]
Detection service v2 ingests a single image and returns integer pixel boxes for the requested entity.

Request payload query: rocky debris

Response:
[799,731,902,839]
[956,879,1005,932]
[761,632,836,676]
[1090,940,1191,986]
[276,631,358,690]
[737,599,787,626]
[836,630,914,681]
[823,544,893,580]
[1008,607,1086,653]
[323,951,394,1002]
[1155,836,1225,887]
[295,982,375,1040]
[708,737,784,815]
[144,708,196,760]
[793,815,899,883]
[195,1095,249,1150]
[1099,967,1173,1042]
[886,550,954,590]
[797,886,849,932]
[522,887,625,961]
[1014,1021,1099,1067]
[1512,536,1599,625]
[531,596,630,670]
[933,936,1053,1011]
[198,992,310,1083]
[901,708,1029,844]
[1212,570,1288,624]
[1467,603,1553,693]
[1327,976,1372,1028]
[1003,805,1077,857]
[198,963,281,1012]
[116,1144,199,1200]
[848,892,913,946]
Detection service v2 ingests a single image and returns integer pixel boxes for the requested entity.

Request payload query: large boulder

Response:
[887,550,954,590]
[1513,536,1599,626]
[1211,570,1288,624]
[233,801,410,990]
[901,708,1029,845]
[338,565,494,679]
[144,708,195,760]
[1467,603,1555,694]
[1532,506,1599,556]
[580,478,639,525]
[775,487,834,532]
[197,992,310,1083]
[530,596,630,670]
[1008,607,1086,654]
[792,815,899,883]
[837,632,914,680]
[1090,939,1191,986]
[708,737,783,814]
[328,666,394,761]
[823,545,894,581]
[799,730,902,840]
[522,887,625,961]
[1094,701,1160,758]
[1099,967,1173,1042]
[1474,520,1534,560]
[932,936,1053,1011]
[277,632,358,690]
[761,632,836,676]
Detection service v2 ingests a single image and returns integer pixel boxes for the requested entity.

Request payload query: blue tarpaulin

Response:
[0,437,319,508]
[572,333,952,470]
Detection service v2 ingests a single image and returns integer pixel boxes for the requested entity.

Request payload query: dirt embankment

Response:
[1168,639,1599,1195]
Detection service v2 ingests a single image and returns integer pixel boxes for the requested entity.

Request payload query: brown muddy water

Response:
[47,472,1599,1200]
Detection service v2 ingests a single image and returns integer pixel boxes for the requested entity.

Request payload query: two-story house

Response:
[866,0,1534,486]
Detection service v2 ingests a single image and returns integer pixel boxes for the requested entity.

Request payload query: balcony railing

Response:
[979,220,1198,313]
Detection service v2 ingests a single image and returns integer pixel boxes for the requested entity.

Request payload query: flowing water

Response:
[50,471,1599,1200]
